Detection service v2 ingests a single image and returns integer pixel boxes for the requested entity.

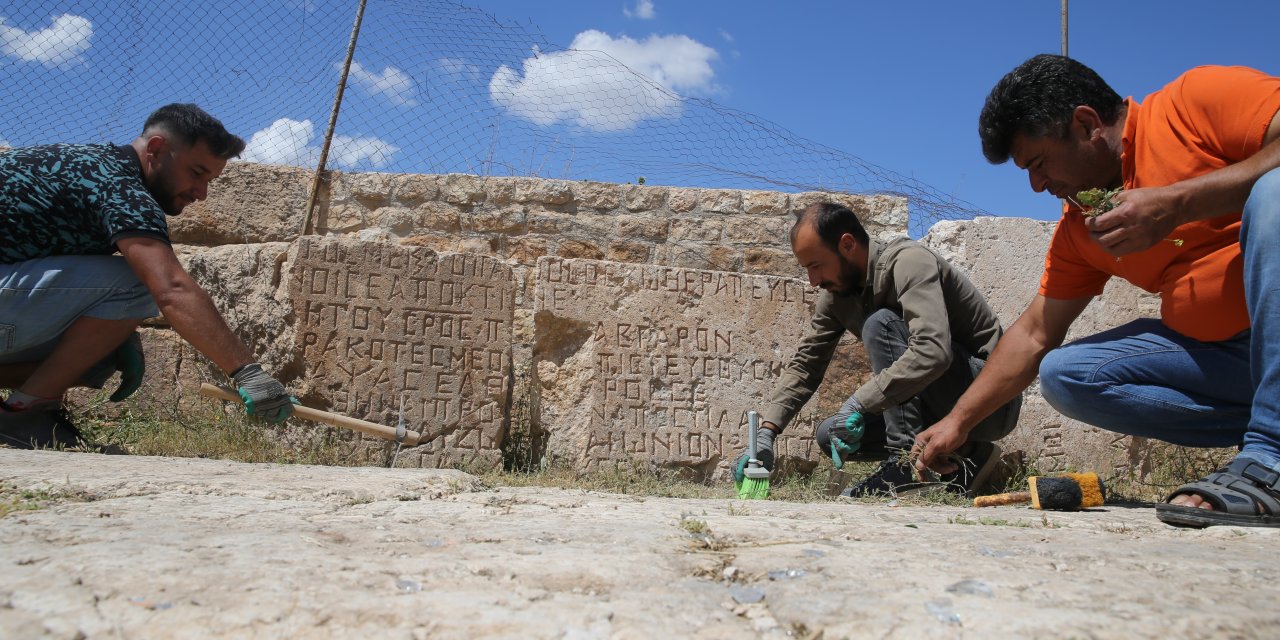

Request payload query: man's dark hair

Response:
[978,54,1123,164]
[791,202,868,251]
[142,103,246,159]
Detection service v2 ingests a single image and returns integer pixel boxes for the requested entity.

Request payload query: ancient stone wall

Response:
[93,161,1197,478]
[170,163,907,278]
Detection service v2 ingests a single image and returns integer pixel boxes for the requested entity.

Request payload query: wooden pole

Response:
[199,384,421,445]
[301,0,369,237]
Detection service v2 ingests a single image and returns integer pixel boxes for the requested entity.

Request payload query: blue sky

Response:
[3,0,1278,228]
[468,0,1280,222]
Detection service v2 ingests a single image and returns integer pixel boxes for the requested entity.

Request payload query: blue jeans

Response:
[816,308,1021,455]
[1240,167,1280,470]
[1040,167,1280,471]
[0,255,157,364]
[1040,319,1252,447]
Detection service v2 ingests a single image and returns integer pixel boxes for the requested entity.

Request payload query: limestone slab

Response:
[533,257,827,475]
[170,162,309,244]
[5,450,1278,639]
[291,238,514,468]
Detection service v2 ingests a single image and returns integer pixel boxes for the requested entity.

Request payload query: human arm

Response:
[1087,79,1280,255]
[735,295,844,479]
[912,294,1092,473]
[118,236,254,372]
[759,294,845,433]
[117,236,293,421]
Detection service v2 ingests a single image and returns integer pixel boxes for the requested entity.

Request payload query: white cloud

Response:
[0,14,93,68]
[343,61,418,107]
[489,30,718,132]
[241,118,315,166]
[719,29,734,43]
[0,138,10,149]
[574,30,717,93]
[623,0,656,19]
[240,118,398,169]
[328,134,398,168]
[435,57,484,83]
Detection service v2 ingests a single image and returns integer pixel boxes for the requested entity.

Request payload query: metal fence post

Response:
[1061,0,1069,57]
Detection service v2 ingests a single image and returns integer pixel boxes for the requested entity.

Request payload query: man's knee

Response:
[1247,167,1280,206]
[1244,168,1280,243]
[862,308,904,338]
[862,308,908,370]
[1037,347,1084,415]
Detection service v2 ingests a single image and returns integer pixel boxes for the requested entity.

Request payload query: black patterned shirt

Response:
[0,144,170,264]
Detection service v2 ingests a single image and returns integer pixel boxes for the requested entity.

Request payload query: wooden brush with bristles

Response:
[973,472,1106,511]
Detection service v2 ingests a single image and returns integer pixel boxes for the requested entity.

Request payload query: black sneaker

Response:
[0,404,88,450]
[842,454,930,498]
[939,441,1002,498]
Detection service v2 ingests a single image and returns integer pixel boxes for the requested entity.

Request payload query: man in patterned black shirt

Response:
[0,104,294,449]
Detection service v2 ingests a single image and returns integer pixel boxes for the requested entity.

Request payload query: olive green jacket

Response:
[762,237,1003,429]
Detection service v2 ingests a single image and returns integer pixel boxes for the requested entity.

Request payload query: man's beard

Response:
[827,253,865,297]
[147,165,186,216]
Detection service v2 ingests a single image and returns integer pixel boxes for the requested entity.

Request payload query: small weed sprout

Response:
[679,515,710,535]
[1072,187,1184,247]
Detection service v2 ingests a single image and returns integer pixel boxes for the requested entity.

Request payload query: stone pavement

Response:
[1,450,1275,639]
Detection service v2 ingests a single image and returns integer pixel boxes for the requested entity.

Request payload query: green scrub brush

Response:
[737,410,771,499]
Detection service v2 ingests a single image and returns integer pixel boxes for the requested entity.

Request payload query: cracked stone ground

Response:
[1,449,1276,639]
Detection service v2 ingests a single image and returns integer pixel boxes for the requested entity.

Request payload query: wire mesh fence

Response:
[1,0,991,234]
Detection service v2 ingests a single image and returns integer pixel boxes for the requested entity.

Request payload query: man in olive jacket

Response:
[734,202,1020,496]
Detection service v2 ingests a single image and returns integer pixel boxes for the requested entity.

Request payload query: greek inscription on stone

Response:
[534,257,820,472]
[291,238,514,467]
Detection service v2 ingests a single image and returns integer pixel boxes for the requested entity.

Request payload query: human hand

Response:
[911,419,969,475]
[732,425,776,484]
[828,412,865,470]
[231,362,296,424]
[1082,186,1184,256]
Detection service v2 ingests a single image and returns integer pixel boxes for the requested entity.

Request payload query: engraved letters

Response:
[292,239,513,467]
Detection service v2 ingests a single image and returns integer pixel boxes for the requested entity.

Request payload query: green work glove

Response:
[78,331,146,401]
[109,332,146,402]
[231,362,297,424]
[829,412,865,471]
[733,427,776,484]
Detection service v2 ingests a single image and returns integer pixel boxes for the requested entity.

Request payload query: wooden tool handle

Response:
[199,383,421,446]
[973,491,1032,508]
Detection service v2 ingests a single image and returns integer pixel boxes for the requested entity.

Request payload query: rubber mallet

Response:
[972,472,1106,510]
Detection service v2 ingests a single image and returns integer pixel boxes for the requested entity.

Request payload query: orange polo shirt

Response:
[1039,65,1280,342]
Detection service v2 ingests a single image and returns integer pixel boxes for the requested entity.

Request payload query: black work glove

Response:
[231,363,296,424]
[733,427,776,484]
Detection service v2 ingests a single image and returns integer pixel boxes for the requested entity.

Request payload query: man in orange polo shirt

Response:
[912,55,1280,528]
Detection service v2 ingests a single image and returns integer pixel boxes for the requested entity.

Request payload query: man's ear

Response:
[1071,105,1105,142]
[143,135,168,160]
[839,232,857,256]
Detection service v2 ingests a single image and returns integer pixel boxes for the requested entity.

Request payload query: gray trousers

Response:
[816,308,1021,457]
